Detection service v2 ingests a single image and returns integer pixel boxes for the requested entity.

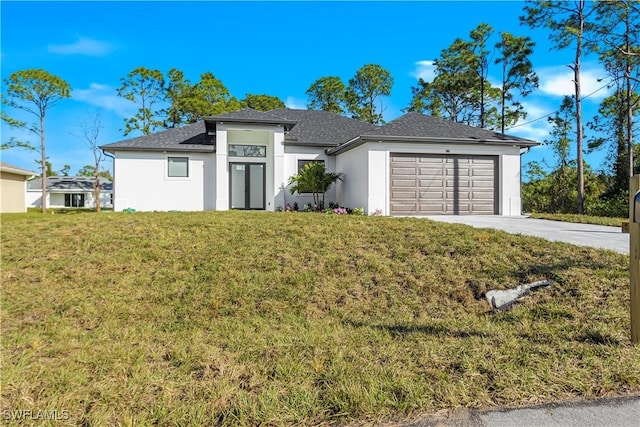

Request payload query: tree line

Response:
[2,0,638,215]
[521,0,639,216]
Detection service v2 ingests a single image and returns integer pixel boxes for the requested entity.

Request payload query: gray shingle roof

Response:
[269,108,378,146]
[101,122,212,152]
[363,112,536,144]
[101,109,539,155]
[206,108,297,125]
[27,176,113,192]
[327,112,539,155]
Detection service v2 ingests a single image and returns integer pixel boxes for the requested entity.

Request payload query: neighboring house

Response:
[26,176,113,209]
[101,108,539,216]
[0,162,35,213]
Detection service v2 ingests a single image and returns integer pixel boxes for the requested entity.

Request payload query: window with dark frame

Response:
[64,193,85,208]
[297,159,325,173]
[228,144,266,157]
[297,160,325,194]
[168,157,189,177]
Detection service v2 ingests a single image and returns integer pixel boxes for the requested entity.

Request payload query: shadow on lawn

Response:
[343,320,492,339]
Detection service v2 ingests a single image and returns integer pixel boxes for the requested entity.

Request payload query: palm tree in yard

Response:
[288,162,343,210]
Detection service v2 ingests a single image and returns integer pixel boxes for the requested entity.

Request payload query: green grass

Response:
[26,207,113,214]
[529,212,626,227]
[1,211,639,425]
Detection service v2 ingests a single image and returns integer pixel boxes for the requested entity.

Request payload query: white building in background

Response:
[26,176,113,209]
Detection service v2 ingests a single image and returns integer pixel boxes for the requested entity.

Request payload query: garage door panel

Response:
[390,154,497,215]
[391,203,419,214]
[419,179,445,188]
[446,190,471,199]
[418,202,447,213]
[391,167,417,176]
[471,180,494,189]
[418,157,446,165]
[471,169,495,177]
[444,168,470,177]
[392,190,418,199]
[420,190,447,199]
[472,192,494,201]
[391,154,417,162]
[418,168,444,176]
[446,180,470,188]
[392,178,417,187]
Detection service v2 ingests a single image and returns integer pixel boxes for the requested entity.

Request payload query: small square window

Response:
[297,159,325,173]
[168,157,188,177]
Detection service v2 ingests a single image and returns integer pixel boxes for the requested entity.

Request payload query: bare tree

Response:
[73,112,105,212]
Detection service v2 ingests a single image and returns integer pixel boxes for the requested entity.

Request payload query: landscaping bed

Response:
[1,211,638,425]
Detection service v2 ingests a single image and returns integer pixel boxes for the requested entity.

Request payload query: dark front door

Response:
[229,163,265,210]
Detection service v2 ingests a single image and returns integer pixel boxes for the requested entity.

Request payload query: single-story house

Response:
[26,176,113,209]
[101,108,539,215]
[0,162,35,213]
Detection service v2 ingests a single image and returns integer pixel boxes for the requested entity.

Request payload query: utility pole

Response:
[630,176,640,344]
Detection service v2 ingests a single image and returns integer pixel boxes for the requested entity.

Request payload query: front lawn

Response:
[1,211,638,425]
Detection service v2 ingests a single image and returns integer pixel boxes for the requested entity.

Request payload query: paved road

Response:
[425,215,629,254]
[405,395,640,427]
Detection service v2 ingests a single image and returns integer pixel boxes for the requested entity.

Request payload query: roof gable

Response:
[101,122,212,152]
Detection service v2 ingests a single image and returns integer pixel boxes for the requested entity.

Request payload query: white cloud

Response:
[285,96,306,110]
[48,37,113,56]
[537,65,612,101]
[72,83,136,118]
[505,101,553,142]
[411,60,436,82]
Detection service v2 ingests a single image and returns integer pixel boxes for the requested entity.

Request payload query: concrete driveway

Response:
[407,394,640,426]
[425,215,629,254]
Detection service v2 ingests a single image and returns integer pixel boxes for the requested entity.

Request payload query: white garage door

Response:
[390,153,498,215]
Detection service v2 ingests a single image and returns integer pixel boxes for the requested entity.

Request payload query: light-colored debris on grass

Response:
[485,280,552,310]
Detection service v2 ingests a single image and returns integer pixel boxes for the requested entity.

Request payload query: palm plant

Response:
[288,162,343,210]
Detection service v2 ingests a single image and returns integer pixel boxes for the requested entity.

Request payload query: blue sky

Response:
[1,1,613,176]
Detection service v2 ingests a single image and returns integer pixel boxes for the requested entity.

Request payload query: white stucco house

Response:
[26,176,113,209]
[101,108,538,215]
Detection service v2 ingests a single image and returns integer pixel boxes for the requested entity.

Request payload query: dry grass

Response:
[1,211,639,425]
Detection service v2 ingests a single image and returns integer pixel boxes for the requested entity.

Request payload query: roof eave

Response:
[206,117,297,126]
[0,166,36,176]
[361,134,539,146]
[283,140,338,148]
[100,145,215,154]
[328,135,540,155]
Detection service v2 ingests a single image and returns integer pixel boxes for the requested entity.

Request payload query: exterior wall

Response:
[215,124,284,211]
[0,172,27,213]
[283,145,337,209]
[25,190,45,208]
[113,151,214,212]
[26,190,113,209]
[336,141,523,216]
[335,143,370,212]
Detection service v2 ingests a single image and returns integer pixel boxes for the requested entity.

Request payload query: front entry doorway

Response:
[230,163,266,210]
